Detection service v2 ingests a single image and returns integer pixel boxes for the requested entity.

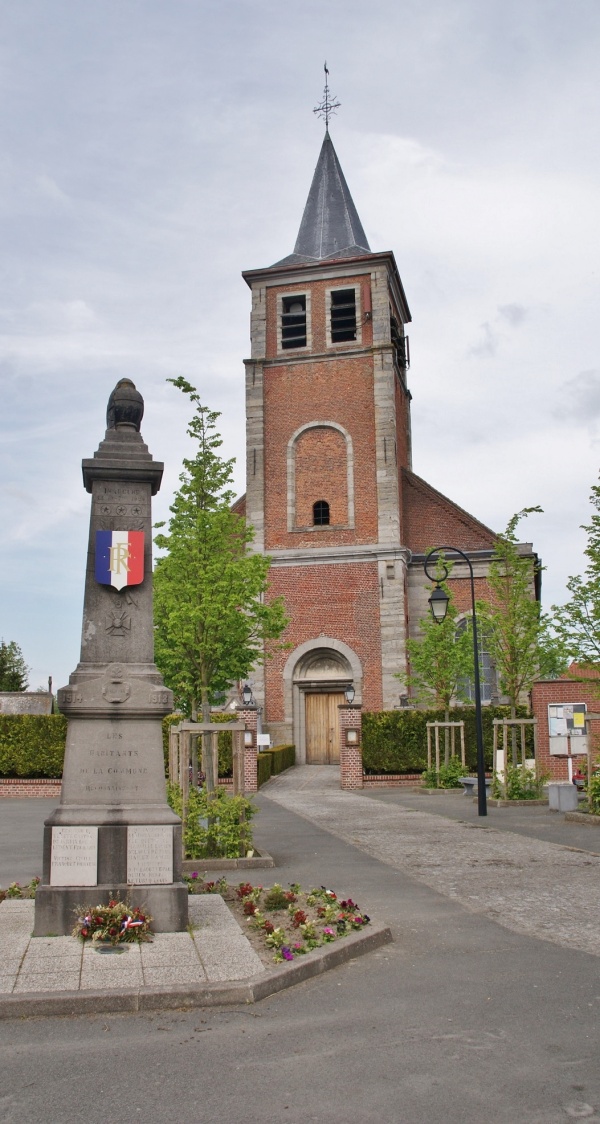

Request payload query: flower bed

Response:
[0,877,39,902]
[185,876,370,965]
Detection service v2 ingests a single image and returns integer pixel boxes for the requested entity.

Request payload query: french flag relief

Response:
[95,531,144,591]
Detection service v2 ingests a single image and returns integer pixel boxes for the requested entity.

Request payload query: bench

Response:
[458,776,492,797]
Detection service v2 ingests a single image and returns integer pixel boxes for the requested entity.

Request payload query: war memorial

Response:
[33,379,188,936]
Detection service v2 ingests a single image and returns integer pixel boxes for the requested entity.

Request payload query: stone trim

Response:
[325,283,362,349]
[269,543,411,567]
[276,290,312,355]
[281,638,363,763]
[286,421,355,533]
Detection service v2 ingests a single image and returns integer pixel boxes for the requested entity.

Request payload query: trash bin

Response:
[548,782,579,812]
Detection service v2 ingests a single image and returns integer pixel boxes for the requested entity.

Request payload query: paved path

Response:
[262,767,600,957]
[0,896,264,996]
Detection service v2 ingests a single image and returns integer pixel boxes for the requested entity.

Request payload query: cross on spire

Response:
[313,62,341,129]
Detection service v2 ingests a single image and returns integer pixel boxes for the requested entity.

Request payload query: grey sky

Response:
[1,0,599,689]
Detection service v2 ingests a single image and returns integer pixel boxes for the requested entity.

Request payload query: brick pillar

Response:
[236,705,259,793]
[339,705,363,790]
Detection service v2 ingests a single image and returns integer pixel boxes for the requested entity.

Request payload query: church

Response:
[233,120,537,764]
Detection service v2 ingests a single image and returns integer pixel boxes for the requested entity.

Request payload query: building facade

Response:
[235,128,537,762]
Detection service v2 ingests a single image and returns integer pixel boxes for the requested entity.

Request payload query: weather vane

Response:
[313,62,340,128]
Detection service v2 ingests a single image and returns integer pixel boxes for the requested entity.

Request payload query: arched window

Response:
[456,617,496,703]
[313,500,330,526]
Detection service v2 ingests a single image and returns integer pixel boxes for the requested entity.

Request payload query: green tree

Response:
[153,378,288,725]
[399,562,474,762]
[476,509,565,748]
[551,479,600,667]
[0,640,29,692]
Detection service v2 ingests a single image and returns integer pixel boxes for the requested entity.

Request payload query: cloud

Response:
[469,322,498,358]
[556,370,600,425]
[498,303,528,327]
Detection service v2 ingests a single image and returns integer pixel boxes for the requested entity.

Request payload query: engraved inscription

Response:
[149,690,170,706]
[50,826,98,887]
[127,826,173,884]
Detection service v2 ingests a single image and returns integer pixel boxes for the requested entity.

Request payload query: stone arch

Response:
[287,421,355,532]
[282,637,363,763]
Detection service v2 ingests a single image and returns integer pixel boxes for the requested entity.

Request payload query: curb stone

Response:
[181,850,275,873]
[0,921,392,1021]
[564,811,600,827]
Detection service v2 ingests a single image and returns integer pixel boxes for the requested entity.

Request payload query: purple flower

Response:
[282,947,294,961]
[191,872,199,880]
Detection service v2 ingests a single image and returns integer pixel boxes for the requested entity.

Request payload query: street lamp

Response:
[424,547,487,817]
[241,683,254,706]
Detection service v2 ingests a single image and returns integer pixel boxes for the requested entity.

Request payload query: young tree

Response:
[399,564,474,762]
[551,479,600,666]
[0,640,29,691]
[153,378,288,731]
[476,508,565,758]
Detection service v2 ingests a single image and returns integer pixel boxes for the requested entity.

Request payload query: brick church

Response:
[234,126,537,763]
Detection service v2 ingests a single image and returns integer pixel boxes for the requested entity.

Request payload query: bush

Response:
[362,705,533,776]
[167,782,257,858]
[492,765,547,800]
[585,760,600,815]
[423,756,465,789]
[0,715,67,777]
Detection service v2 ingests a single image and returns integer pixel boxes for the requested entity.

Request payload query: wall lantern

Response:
[344,684,356,705]
[241,683,254,706]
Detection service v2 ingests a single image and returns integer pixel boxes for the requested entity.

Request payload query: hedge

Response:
[260,744,295,776]
[362,705,533,775]
[257,752,272,788]
[0,715,68,778]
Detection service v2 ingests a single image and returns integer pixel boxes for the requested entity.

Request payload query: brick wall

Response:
[0,778,61,798]
[264,561,383,722]
[532,675,600,781]
[294,426,348,527]
[264,275,374,358]
[263,355,379,550]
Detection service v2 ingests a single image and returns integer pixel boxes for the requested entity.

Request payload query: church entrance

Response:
[292,647,354,765]
[305,692,345,764]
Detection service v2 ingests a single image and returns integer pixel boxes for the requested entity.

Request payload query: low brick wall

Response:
[363,773,424,788]
[0,778,62,798]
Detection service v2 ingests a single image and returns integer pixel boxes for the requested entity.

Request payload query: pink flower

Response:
[323,927,335,936]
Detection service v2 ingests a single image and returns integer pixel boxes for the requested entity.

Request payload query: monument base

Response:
[33,882,189,937]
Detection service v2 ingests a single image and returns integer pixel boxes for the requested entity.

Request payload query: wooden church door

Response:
[305,693,344,764]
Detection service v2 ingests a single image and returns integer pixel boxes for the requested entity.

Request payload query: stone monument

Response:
[34,379,188,935]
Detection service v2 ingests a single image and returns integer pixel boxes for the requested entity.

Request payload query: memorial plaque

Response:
[50,826,98,886]
[127,825,173,884]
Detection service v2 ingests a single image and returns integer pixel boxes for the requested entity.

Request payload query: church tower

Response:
[241,123,415,761]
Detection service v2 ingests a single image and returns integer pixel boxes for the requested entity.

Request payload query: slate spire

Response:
[273,130,371,267]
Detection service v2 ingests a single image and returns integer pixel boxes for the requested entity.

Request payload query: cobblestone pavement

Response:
[263,767,600,957]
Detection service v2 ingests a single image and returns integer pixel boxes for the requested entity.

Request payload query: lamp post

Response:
[424,546,487,817]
